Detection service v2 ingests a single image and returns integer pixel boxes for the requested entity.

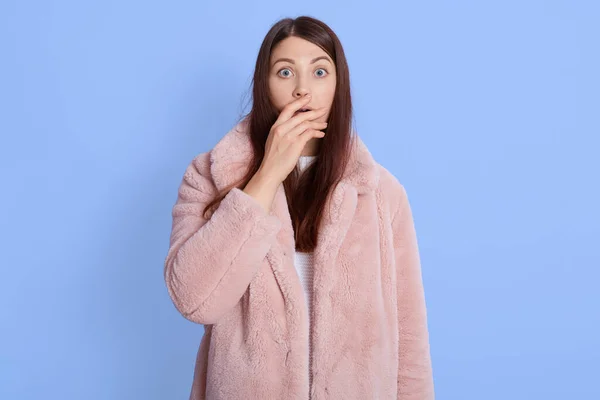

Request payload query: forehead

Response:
[270,36,329,62]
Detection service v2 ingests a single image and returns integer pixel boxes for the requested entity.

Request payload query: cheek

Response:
[268,80,289,110]
[326,85,336,102]
[319,83,336,107]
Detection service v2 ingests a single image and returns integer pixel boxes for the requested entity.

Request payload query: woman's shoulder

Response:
[174,151,218,199]
[374,162,409,215]
[184,151,212,179]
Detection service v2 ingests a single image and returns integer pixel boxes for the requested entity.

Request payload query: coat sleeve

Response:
[164,154,282,324]
[392,184,435,399]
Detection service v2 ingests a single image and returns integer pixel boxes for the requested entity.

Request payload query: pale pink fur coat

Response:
[164,119,434,399]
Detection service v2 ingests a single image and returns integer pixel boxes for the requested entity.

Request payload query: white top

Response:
[297,154,317,171]
[294,155,317,389]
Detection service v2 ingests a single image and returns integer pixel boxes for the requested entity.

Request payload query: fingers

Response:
[275,107,328,135]
[298,127,326,145]
[275,94,313,125]
[287,120,328,137]
[296,107,328,123]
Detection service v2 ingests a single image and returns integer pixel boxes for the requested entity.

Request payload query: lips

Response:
[294,108,312,116]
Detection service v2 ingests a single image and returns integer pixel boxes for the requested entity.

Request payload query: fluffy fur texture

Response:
[164,119,434,399]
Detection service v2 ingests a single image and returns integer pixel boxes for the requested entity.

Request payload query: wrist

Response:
[255,167,281,189]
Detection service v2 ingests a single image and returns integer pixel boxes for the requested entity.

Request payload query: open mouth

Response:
[294,108,312,115]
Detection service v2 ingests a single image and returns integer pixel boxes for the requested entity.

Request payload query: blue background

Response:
[1,1,598,398]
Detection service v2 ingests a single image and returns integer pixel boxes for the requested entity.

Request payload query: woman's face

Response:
[268,36,336,123]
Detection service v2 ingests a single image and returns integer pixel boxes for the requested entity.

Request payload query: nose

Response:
[294,89,310,98]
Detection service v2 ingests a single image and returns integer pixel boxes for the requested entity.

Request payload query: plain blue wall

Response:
[1,1,598,398]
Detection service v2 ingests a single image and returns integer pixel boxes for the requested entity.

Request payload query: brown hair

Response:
[203,15,355,252]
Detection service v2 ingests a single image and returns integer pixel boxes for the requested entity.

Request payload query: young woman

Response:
[164,15,434,400]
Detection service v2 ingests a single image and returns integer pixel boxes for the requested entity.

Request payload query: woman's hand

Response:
[259,94,328,185]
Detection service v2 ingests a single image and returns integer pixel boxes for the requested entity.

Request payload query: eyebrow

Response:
[271,55,332,68]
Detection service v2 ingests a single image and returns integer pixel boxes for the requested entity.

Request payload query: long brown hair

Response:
[203,15,355,252]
